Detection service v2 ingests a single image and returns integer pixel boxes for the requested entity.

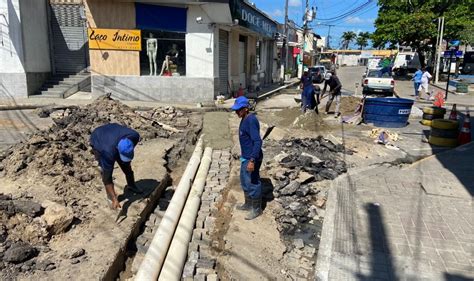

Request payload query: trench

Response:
[116,132,199,280]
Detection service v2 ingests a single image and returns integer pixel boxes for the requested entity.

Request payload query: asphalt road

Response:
[333,66,366,96]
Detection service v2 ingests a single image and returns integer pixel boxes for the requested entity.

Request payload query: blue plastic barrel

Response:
[363,98,414,128]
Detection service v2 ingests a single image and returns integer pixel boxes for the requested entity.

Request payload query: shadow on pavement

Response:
[356,203,398,281]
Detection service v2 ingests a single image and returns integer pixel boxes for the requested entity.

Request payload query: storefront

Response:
[85,0,232,102]
[227,0,278,94]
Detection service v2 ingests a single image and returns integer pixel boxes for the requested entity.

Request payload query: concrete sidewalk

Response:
[316,143,474,280]
[393,80,474,108]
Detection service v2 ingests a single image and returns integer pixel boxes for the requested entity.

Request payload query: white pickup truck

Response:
[362,69,395,96]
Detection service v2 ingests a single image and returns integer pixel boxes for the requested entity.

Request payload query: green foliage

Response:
[356,32,371,50]
[341,31,357,49]
[372,0,474,50]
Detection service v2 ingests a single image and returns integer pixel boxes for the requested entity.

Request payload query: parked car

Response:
[362,69,395,96]
[308,65,327,84]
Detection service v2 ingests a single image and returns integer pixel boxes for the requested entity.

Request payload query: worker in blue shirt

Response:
[231,96,263,220]
[90,123,141,209]
[300,71,316,112]
[413,67,423,100]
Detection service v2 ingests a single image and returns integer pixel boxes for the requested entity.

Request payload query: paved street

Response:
[0,110,53,152]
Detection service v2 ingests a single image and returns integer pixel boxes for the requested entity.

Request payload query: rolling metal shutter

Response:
[49,4,88,74]
[218,30,229,96]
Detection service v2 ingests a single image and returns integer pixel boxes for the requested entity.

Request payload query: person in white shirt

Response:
[418,67,433,100]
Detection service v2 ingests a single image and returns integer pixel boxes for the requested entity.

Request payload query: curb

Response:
[0,104,53,111]
[256,81,299,101]
[314,165,377,281]
[314,177,338,281]
[430,83,456,95]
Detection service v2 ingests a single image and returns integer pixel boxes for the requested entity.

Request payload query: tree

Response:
[356,32,371,50]
[372,0,474,66]
[341,31,357,50]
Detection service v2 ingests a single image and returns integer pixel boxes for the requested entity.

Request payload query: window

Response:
[368,71,391,78]
[140,30,185,76]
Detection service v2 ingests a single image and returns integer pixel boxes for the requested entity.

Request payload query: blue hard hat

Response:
[117,138,134,162]
[231,96,249,111]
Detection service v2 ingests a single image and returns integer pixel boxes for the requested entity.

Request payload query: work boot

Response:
[236,194,251,211]
[245,198,262,220]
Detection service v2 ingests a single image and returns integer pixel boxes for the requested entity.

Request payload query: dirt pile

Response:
[0,97,200,280]
[0,97,190,201]
[327,96,362,115]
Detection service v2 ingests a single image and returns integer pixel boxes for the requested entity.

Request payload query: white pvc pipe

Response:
[158,147,213,281]
[135,136,204,281]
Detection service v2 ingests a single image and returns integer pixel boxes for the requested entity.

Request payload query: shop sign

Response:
[230,0,277,38]
[88,28,141,51]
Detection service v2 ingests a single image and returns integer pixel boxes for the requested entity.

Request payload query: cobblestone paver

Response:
[318,143,474,280]
[182,149,231,280]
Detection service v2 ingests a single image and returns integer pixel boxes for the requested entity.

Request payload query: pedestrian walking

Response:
[413,67,423,99]
[323,69,342,117]
[419,67,433,100]
[90,123,141,209]
[231,96,263,220]
[300,71,316,112]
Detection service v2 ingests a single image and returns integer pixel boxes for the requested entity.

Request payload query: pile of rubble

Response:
[0,96,190,199]
[263,136,352,278]
[0,96,200,279]
[0,193,86,278]
[265,137,350,235]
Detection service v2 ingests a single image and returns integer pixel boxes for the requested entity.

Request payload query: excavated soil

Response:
[0,97,202,280]
[327,95,362,116]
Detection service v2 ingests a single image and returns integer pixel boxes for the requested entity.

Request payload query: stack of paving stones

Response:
[182,149,231,281]
[282,239,318,279]
[130,187,174,274]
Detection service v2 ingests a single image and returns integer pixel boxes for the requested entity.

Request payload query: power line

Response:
[315,0,374,22]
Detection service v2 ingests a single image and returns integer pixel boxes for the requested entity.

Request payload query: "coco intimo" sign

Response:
[88,28,141,51]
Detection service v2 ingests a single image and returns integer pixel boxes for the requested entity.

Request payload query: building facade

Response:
[0,0,52,98]
[0,0,280,103]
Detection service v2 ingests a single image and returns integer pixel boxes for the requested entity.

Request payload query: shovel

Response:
[262,125,275,141]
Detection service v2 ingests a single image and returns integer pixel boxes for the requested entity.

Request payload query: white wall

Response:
[185,5,215,78]
[0,0,25,73]
[20,0,51,73]
[339,54,360,66]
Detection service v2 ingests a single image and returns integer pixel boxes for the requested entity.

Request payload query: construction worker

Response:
[231,96,263,220]
[323,69,342,117]
[299,71,316,112]
[90,123,142,209]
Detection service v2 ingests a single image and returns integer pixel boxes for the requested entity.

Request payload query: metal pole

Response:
[284,0,289,70]
[434,17,441,83]
[435,17,444,84]
[327,25,332,49]
[445,49,452,101]
[299,0,309,78]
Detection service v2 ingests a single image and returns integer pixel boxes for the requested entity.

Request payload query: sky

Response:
[252,0,379,49]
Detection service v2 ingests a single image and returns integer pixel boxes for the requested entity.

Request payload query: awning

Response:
[136,3,187,32]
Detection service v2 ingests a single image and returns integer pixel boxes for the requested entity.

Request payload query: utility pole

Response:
[284,0,289,72]
[327,25,332,49]
[299,0,314,78]
[435,16,444,84]
[315,23,335,49]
